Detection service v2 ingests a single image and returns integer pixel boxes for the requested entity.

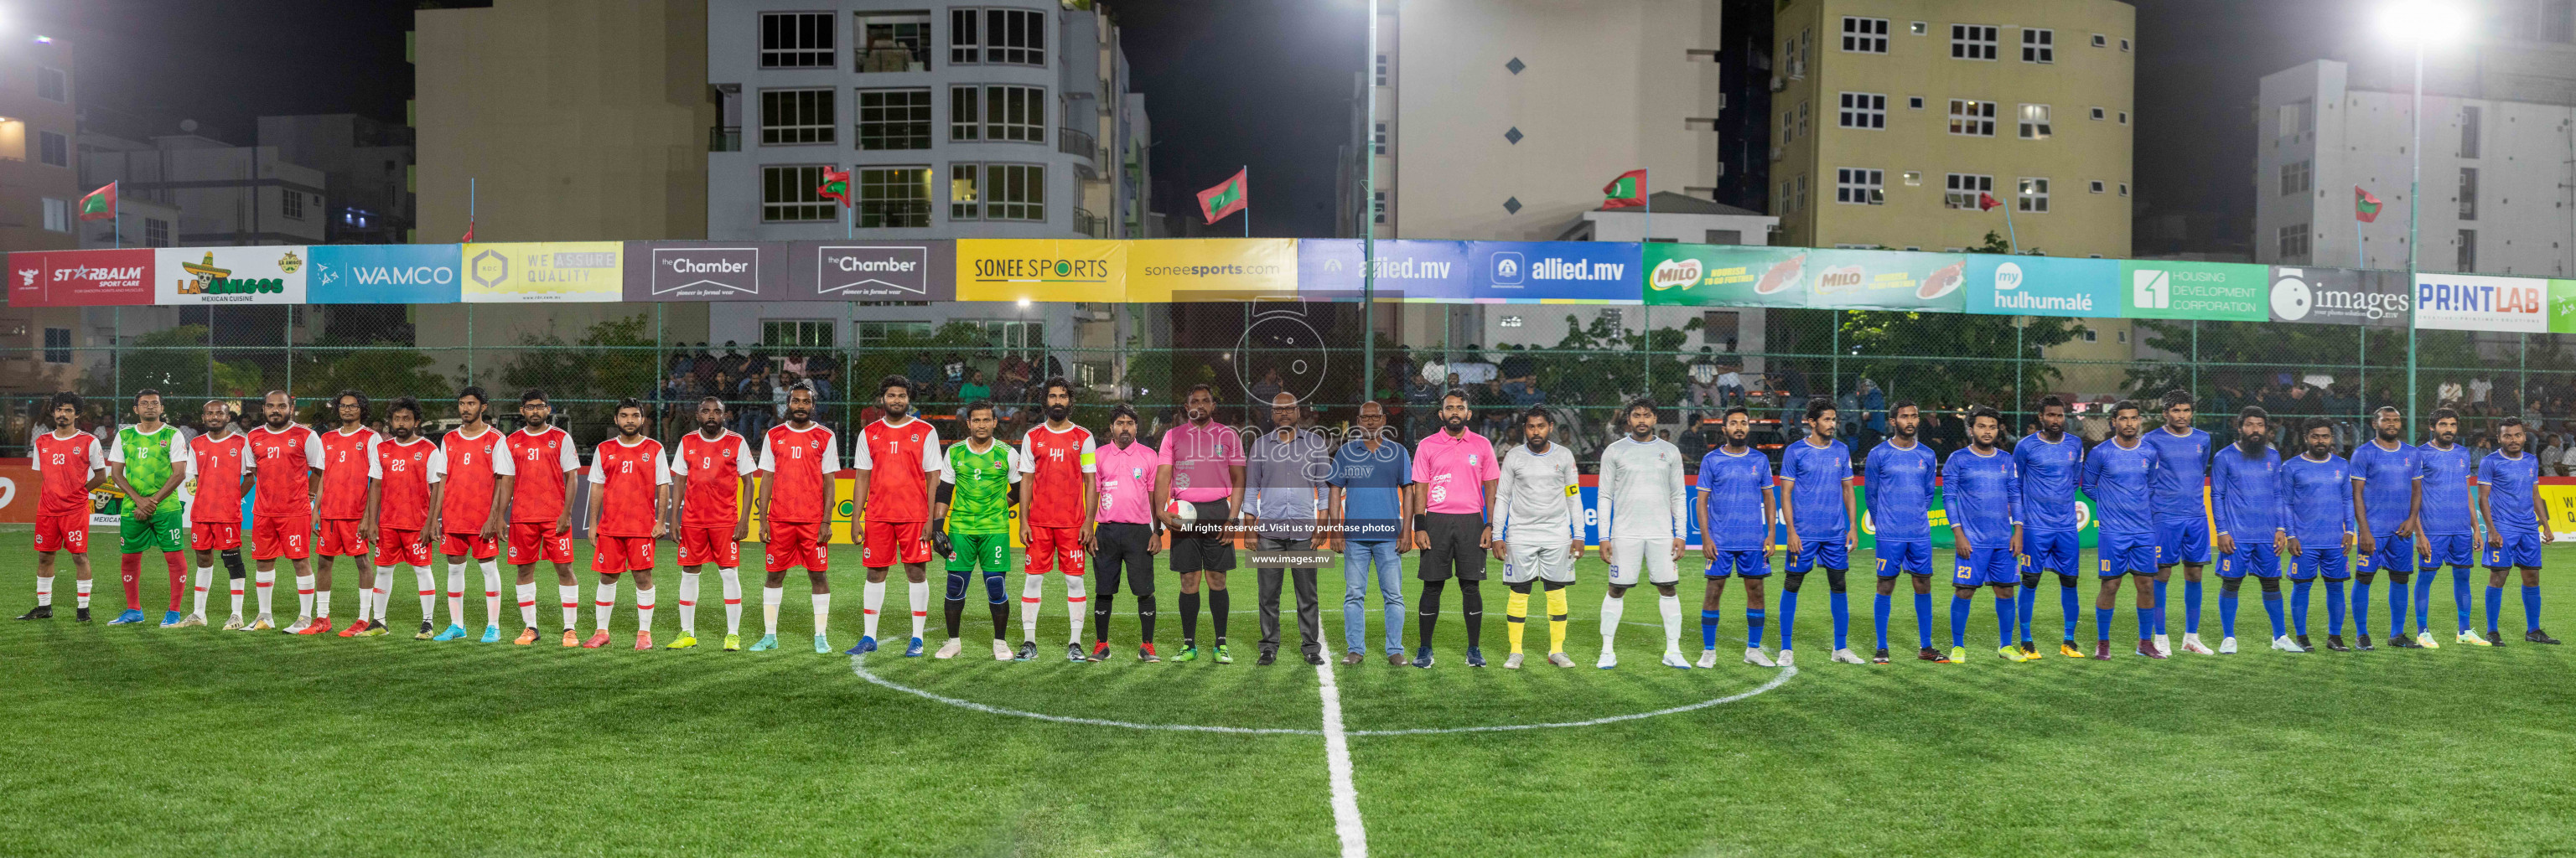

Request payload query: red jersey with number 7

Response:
[588,437,671,538]
[673,429,759,528]
[316,426,381,520]
[438,426,516,533]
[246,423,324,519]
[371,436,443,531]
[759,423,840,524]
[187,432,251,524]
[854,416,942,523]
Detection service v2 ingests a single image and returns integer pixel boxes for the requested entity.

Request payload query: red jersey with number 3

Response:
[438,426,515,533]
[673,430,759,528]
[33,431,104,516]
[507,426,580,523]
[187,432,251,524]
[855,417,941,523]
[315,426,381,520]
[759,423,840,524]
[588,437,671,538]
[246,423,324,519]
[371,437,443,531]
[1018,423,1096,528]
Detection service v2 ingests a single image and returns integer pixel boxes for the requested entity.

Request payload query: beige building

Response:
[1,34,79,254]
[1771,0,2133,256]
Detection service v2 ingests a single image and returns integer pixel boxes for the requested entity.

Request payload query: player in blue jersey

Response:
[1864,401,1942,664]
[1695,406,1779,667]
[1944,406,2029,663]
[2081,400,2164,659]
[2416,408,2486,645]
[2349,406,2423,650]
[2142,390,2216,656]
[2014,395,2088,658]
[2477,416,2559,644]
[2281,418,2355,651]
[2210,406,2296,652]
[1776,396,1862,667]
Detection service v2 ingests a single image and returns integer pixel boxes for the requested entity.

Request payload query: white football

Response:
[1164,499,1199,525]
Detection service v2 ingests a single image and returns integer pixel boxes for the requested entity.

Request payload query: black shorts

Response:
[1169,499,1236,573]
[1091,522,1157,597]
[1418,512,1488,581]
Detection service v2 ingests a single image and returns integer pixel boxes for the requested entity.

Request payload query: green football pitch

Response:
[3,537,2573,858]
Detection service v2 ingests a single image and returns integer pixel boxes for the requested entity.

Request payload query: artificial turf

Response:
[1,537,2570,858]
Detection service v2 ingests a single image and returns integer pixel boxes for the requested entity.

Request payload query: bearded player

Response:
[754,382,841,654]
[850,375,942,657]
[358,397,443,638]
[20,392,106,622]
[106,390,191,627]
[505,389,583,645]
[584,400,671,649]
[310,390,381,636]
[2349,406,2423,649]
[669,395,758,650]
[427,387,515,641]
[182,399,254,628]
[246,391,324,633]
[1017,377,1097,661]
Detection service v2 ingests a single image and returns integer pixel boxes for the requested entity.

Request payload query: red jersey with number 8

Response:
[438,426,515,533]
[674,430,759,528]
[588,437,670,538]
[759,423,839,524]
[316,426,381,520]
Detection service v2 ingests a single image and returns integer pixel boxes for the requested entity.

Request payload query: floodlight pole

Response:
[2405,39,2422,437]
[1361,0,1378,404]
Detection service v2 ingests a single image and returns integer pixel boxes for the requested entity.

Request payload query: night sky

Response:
[25,0,2391,248]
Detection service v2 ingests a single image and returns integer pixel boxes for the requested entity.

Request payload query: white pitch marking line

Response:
[1345,665,1797,736]
[1315,659,1370,858]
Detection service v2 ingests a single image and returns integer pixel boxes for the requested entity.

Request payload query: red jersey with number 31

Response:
[855,417,941,523]
[759,423,840,524]
[438,426,515,533]
[588,437,670,538]
[371,436,443,531]
[673,430,759,528]
[187,432,251,524]
[246,423,324,519]
[316,426,381,520]
[507,426,580,523]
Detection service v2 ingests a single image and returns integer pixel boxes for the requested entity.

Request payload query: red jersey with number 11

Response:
[759,423,840,524]
[673,429,759,528]
[855,416,942,523]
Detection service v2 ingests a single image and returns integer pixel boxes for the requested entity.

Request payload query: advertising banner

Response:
[1126,238,1298,302]
[2550,280,2576,333]
[1294,239,1470,302]
[2266,266,2410,326]
[460,241,624,302]
[2118,259,2266,321]
[308,245,462,303]
[1641,245,1967,312]
[155,246,311,305]
[787,240,956,302]
[2416,271,2547,333]
[955,239,1126,303]
[619,240,788,302]
[1468,241,1640,303]
[8,249,154,307]
[1964,256,2121,317]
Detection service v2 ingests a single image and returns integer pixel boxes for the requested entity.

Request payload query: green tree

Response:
[114,325,267,402]
[496,313,660,437]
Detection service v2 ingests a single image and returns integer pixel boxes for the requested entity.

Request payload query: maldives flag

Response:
[817,168,853,208]
[1977,191,2003,211]
[2355,186,2382,223]
[76,182,116,221]
[1603,169,1648,208]
[1198,168,1247,224]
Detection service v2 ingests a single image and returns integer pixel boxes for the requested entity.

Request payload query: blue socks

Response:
[2061,584,2080,640]
[1745,607,1766,649]
[1701,609,1721,649]
[2454,567,2475,633]
[1949,595,1971,648]
[2153,578,2169,635]
[2523,585,2542,633]
[1830,591,1850,651]
[2262,588,2287,638]
[2325,580,2347,636]
[2094,607,2113,642]
[2352,581,2372,639]
[2218,588,2239,638]
[1913,592,1934,649]
[2485,585,2504,635]
[1872,593,1891,651]
[1995,592,2016,644]
[1779,592,1799,650]
[2137,605,2157,642]
[2291,581,2313,635]
[2182,578,2202,634]
[2018,583,2037,643]
[2389,577,2411,637]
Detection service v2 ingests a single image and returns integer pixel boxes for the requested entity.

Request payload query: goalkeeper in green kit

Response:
[933,401,1022,661]
[108,390,193,627]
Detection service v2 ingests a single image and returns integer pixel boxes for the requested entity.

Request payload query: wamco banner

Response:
[308,245,462,303]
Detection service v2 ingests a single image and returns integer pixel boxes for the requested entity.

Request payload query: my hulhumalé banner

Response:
[1643,245,1968,312]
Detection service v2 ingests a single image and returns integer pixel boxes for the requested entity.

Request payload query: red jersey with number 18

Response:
[316,426,381,520]
[588,437,671,538]
[246,423,325,518]
[759,423,839,524]
[438,426,516,533]
[371,436,443,531]
[673,429,759,528]
[854,416,941,523]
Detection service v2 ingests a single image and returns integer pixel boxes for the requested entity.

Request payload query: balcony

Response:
[709,126,741,152]
[1072,206,1107,238]
[1059,127,1098,177]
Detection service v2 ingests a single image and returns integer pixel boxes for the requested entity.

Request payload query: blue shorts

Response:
[2216,540,2280,579]
[2019,530,2081,576]
[2097,533,2158,577]
[1951,546,2019,587]
[2423,532,2476,568]
[2485,530,2543,569]
[1705,548,1770,578]
[1788,537,1848,574]
[2289,545,2349,581]
[2357,533,2413,576]
[2154,517,2212,566]
[1874,539,1932,577]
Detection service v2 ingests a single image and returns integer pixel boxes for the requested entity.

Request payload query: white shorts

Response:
[1504,541,1578,585]
[1607,536,1680,587]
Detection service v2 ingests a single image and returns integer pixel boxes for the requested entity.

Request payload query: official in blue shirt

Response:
[2080,400,2164,659]
[2349,406,2425,649]
[1775,397,1859,666]
[2209,406,2292,651]
[2476,417,2558,644]
[2416,408,2487,644]
[2014,395,2087,654]
[1326,401,1414,664]
[1863,401,1941,663]
[1943,406,2025,664]
[1693,406,1778,665]
[2281,418,2356,650]
[2141,390,2216,654]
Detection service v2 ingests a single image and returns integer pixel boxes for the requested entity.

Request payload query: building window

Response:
[854,167,930,228]
[2117,111,2128,124]
[1943,173,1993,209]
[144,217,170,247]
[2091,33,2108,47]
[1798,101,1811,136]
[1835,168,1884,204]
[1902,171,1922,186]
[1778,180,1794,212]
[1837,92,1886,128]
[759,89,836,146]
[36,66,65,102]
[2118,183,2130,196]
[2090,106,2107,121]
[1372,190,1386,225]
[2021,28,2055,63]
[282,190,305,220]
[761,164,837,222]
[1951,24,1998,59]
[2017,178,2049,212]
[42,328,70,364]
[40,198,70,232]
[1795,175,1808,211]
[951,8,1045,66]
[2458,229,2477,271]
[1841,17,1889,53]
[2019,104,2052,139]
[37,131,67,167]
[2459,167,2479,220]
[2460,105,2482,158]
[2281,159,2311,196]
[951,162,1044,221]
[857,321,933,348]
[949,85,1044,142]
[1375,53,1389,86]
[1908,96,1925,110]
[2120,38,2131,51]
[856,13,930,72]
[856,88,930,150]
[2278,224,2311,261]
[1947,99,1996,136]
[2089,180,2106,194]
[763,319,838,349]
[759,12,836,69]
[1373,121,1387,155]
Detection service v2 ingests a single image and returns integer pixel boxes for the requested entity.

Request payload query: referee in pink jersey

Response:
[1408,388,1501,668]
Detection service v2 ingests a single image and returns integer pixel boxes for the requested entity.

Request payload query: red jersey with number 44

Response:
[589,437,671,538]
[673,430,759,528]
[371,437,443,531]
[1018,423,1096,528]
[316,426,382,519]
[246,423,324,518]
[187,432,251,524]
[854,417,941,523]
[759,423,840,524]
[438,426,516,533]
[33,431,105,516]
[507,426,581,523]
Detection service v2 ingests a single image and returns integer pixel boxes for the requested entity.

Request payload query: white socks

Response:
[443,562,467,626]
[315,589,332,620]
[863,579,886,639]
[295,573,315,618]
[719,568,743,634]
[516,582,538,629]
[1020,572,1046,642]
[558,584,580,630]
[369,568,391,622]
[908,581,930,640]
[480,561,502,628]
[191,566,212,616]
[1658,593,1682,653]
[1065,572,1089,644]
[677,571,701,633]
[229,576,246,617]
[34,576,50,607]
[636,587,656,631]
[593,581,618,632]
[252,570,273,615]
[75,578,91,609]
[1599,592,1626,648]
[415,566,437,623]
[811,592,831,636]
[762,586,784,634]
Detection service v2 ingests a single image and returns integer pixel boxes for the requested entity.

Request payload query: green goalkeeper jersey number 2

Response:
[942,442,1019,535]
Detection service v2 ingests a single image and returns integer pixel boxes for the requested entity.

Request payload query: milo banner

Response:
[1643,245,1967,312]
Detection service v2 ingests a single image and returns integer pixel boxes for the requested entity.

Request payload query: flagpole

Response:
[1241,165,1251,237]
[2001,193,2020,254]
[1642,168,1651,246]
[1362,0,1378,406]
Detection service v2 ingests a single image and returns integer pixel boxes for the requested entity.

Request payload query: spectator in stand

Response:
[737,368,775,437]
[956,369,993,419]
[716,341,750,380]
[1717,362,1746,406]
[2543,433,2567,478]
[942,353,968,393]
[779,351,808,379]
[1687,348,1723,421]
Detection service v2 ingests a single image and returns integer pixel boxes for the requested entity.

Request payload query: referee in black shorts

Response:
[1154,384,1247,664]
[1408,390,1501,668]
[1089,405,1163,662]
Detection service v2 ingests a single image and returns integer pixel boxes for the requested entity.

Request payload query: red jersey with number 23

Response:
[316,426,381,519]
[246,423,324,519]
[759,423,839,524]
[673,430,759,528]
[34,431,104,516]
[438,426,516,533]
[588,437,671,538]
[855,417,941,523]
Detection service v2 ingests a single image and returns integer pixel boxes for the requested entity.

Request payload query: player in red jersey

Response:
[504,390,583,645]
[848,375,942,657]
[360,397,443,638]
[584,399,671,650]
[306,390,379,637]
[18,392,106,623]
[1017,376,1098,662]
[183,400,255,628]
[667,396,758,650]
[754,382,842,654]
[425,387,516,642]
[243,391,324,633]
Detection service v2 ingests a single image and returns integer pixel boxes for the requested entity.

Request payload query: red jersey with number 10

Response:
[673,430,759,528]
[588,437,671,538]
[246,423,324,518]
[371,436,443,531]
[33,431,104,516]
[507,426,580,523]
[1018,423,1096,528]
[855,416,941,523]
[759,423,840,524]
[438,426,515,533]
[187,432,251,524]
[316,426,382,519]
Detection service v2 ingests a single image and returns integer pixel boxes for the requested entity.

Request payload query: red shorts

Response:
[861,519,930,567]
[33,513,89,554]
[765,520,828,573]
[1026,525,1087,575]
[251,514,312,561]
[591,535,657,573]
[373,528,432,567]
[189,520,241,552]
[677,525,741,568]
[318,519,370,557]
[507,521,574,565]
[439,531,500,561]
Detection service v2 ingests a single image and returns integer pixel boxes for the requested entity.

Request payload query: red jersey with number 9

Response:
[674,430,759,528]
[438,426,516,533]
[759,423,840,524]
[316,426,381,520]
[371,436,443,531]
[588,437,670,538]
[246,423,324,518]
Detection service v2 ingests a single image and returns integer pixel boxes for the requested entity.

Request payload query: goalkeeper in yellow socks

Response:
[1493,407,1584,668]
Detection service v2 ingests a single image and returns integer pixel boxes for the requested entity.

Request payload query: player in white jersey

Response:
[1595,400,1691,669]
[1490,406,1585,669]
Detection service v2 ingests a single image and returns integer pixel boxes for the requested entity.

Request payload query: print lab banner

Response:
[2267,266,2409,327]
[1641,245,1967,312]
[954,239,1125,303]
[7,249,154,307]
[1963,256,2121,317]
[2415,271,2547,333]
[2119,259,2266,322]
[307,244,463,303]
[461,241,623,302]
[156,246,311,305]
[1295,239,1471,302]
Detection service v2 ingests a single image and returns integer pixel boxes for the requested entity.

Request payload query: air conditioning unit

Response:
[1769,145,1785,162]
[1769,76,1786,92]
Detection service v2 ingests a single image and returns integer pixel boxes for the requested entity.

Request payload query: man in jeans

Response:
[1246,392,1331,666]
[1328,400,1412,665]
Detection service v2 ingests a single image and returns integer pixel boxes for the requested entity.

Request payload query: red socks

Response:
[164,553,187,612]
[119,554,143,611]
